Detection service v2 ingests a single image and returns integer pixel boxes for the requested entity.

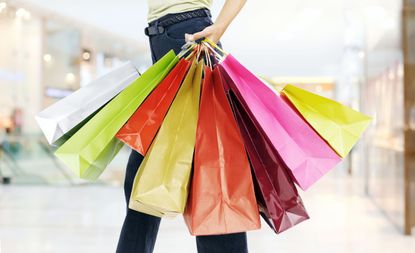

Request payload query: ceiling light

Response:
[15,8,31,20]
[43,54,52,62]
[0,2,7,11]
[82,52,91,61]
[16,8,25,18]
[65,73,76,84]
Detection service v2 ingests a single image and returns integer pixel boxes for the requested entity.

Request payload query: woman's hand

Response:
[185,24,225,44]
[185,0,247,44]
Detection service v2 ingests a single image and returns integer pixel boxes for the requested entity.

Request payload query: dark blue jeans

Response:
[115,12,248,253]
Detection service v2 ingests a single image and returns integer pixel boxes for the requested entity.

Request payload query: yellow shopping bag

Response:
[129,59,203,217]
[281,84,371,158]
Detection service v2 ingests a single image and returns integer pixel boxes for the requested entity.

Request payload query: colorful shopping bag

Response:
[129,59,202,217]
[281,84,372,158]
[36,62,139,145]
[51,107,102,148]
[226,88,309,233]
[116,58,191,155]
[184,66,260,235]
[55,51,178,180]
[219,56,341,191]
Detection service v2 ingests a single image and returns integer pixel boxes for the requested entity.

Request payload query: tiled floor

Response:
[0,171,414,253]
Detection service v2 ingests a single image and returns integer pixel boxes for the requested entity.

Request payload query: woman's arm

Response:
[185,0,247,43]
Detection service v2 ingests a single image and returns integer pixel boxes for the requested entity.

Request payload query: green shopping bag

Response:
[55,51,178,180]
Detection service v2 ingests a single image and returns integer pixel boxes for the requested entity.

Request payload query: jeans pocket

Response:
[163,17,213,41]
[163,30,186,42]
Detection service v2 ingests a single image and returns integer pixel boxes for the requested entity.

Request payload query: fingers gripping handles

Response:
[177,38,228,67]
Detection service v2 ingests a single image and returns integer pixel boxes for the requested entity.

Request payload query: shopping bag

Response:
[183,66,260,235]
[36,62,139,145]
[129,59,202,217]
[55,51,178,180]
[219,56,341,191]
[116,58,191,155]
[281,84,372,158]
[51,107,102,148]
[226,89,309,234]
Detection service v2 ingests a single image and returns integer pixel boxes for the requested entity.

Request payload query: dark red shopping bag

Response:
[116,59,191,155]
[221,69,310,234]
[184,66,260,235]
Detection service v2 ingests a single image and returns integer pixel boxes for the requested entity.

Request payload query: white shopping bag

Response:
[36,61,140,145]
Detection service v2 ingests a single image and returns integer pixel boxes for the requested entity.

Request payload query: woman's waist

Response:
[147,0,211,23]
[145,8,212,37]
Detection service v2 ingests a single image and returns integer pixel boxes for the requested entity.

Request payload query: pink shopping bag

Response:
[219,55,342,190]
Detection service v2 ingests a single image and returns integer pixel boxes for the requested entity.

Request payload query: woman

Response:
[116,0,248,253]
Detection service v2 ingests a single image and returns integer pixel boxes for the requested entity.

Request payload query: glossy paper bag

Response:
[281,84,372,158]
[55,51,178,180]
[184,67,260,235]
[227,89,309,234]
[219,57,341,190]
[36,62,139,145]
[116,59,191,155]
[129,59,202,217]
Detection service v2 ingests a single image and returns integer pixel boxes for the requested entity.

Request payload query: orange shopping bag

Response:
[116,59,191,155]
[184,66,260,235]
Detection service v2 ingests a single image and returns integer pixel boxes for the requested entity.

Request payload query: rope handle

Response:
[202,42,223,63]
[178,41,198,58]
[202,38,228,56]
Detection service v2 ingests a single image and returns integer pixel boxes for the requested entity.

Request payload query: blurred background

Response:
[0,0,415,252]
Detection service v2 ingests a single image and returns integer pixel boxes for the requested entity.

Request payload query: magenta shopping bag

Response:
[219,56,342,190]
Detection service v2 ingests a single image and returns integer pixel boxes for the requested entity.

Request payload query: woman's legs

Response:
[196,233,248,253]
[116,151,161,253]
[116,11,248,253]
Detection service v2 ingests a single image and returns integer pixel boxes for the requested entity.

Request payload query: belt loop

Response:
[155,19,164,35]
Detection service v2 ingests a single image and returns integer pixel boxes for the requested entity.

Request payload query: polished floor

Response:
[0,170,414,253]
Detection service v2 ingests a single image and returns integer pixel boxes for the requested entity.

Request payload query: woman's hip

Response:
[145,8,214,62]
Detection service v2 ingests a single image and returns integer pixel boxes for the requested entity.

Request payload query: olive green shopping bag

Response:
[281,84,372,158]
[129,59,203,217]
[55,51,178,180]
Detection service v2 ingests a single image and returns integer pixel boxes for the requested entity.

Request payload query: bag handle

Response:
[201,41,225,63]
[178,41,197,58]
[203,46,213,69]
[203,38,228,56]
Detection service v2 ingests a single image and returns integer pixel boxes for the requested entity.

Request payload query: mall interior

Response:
[0,0,415,252]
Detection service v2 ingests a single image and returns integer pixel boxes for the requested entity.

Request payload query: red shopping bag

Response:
[116,59,191,155]
[184,66,260,235]
[222,71,309,234]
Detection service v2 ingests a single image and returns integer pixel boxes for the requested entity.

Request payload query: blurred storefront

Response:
[0,1,148,134]
[263,0,415,235]
[0,1,148,185]
[359,0,415,235]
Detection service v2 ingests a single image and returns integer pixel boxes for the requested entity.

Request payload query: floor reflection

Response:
[0,169,414,253]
